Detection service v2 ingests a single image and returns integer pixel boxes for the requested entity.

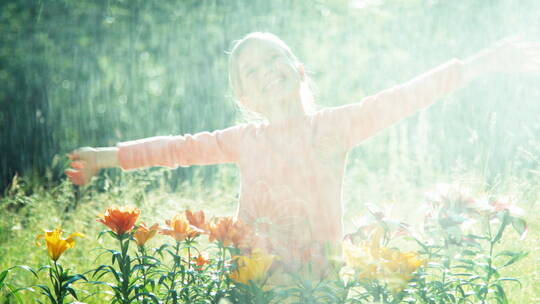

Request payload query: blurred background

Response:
[2,0,540,196]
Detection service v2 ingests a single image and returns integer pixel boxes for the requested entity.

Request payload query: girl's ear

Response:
[296,63,305,81]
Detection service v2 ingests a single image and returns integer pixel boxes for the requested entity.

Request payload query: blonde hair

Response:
[228,32,316,119]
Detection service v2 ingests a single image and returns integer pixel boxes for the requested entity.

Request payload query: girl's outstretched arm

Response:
[328,37,540,149]
[116,125,247,170]
[66,124,250,186]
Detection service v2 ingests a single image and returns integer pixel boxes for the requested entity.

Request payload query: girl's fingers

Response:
[65,169,79,180]
[524,49,540,58]
[65,171,76,185]
[68,148,87,160]
[65,170,86,186]
[528,65,540,72]
[72,176,85,186]
[70,160,86,170]
[67,152,80,160]
[521,42,540,48]
[496,35,520,45]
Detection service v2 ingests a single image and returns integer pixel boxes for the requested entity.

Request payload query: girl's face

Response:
[237,39,304,118]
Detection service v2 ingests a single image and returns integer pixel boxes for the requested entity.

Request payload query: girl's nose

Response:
[262,65,278,81]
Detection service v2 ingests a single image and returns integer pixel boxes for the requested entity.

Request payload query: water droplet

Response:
[104,16,115,24]
[62,80,71,90]
[119,95,128,104]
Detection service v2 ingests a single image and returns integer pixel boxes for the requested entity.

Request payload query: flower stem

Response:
[219,245,226,284]
[118,236,132,304]
[52,261,63,304]
[166,241,181,304]
[481,219,495,304]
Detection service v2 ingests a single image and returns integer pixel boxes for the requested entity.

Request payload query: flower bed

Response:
[1,183,527,303]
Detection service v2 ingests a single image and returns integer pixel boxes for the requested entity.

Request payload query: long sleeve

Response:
[323,58,466,149]
[116,124,250,170]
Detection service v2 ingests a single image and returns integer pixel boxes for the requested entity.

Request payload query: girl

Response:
[66,32,540,269]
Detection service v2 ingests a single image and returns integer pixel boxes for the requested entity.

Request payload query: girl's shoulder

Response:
[225,121,267,139]
[310,106,351,128]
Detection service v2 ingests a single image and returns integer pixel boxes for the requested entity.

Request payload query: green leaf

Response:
[128,283,140,294]
[133,291,160,303]
[57,263,64,275]
[112,251,122,265]
[154,243,170,256]
[66,286,78,300]
[9,265,38,278]
[464,234,489,240]
[456,258,475,265]
[497,277,522,288]
[0,270,8,286]
[481,264,499,279]
[125,255,132,271]
[5,283,30,303]
[61,274,88,289]
[87,280,120,293]
[492,284,508,304]
[510,217,527,239]
[461,249,478,256]
[158,274,168,287]
[93,265,120,281]
[34,284,51,294]
[464,275,482,284]
[98,230,117,240]
[492,210,510,243]
[496,250,528,267]
[33,284,57,303]
[166,249,179,259]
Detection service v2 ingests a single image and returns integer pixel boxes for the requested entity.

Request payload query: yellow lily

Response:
[342,237,426,292]
[230,249,274,285]
[380,250,426,292]
[342,241,379,280]
[36,227,84,261]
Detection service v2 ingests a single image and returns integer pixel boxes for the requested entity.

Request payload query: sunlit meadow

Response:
[2,0,540,303]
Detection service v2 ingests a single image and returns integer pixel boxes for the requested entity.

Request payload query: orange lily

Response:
[194,252,210,271]
[208,217,251,248]
[185,210,207,232]
[230,220,252,249]
[36,227,84,261]
[208,217,234,246]
[97,205,140,236]
[160,214,202,242]
[134,222,159,246]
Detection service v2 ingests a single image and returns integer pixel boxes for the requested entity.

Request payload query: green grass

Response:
[1,161,539,303]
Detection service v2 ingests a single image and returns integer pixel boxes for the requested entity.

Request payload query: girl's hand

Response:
[488,36,540,73]
[463,36,540,82]
[65,147,101,186]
